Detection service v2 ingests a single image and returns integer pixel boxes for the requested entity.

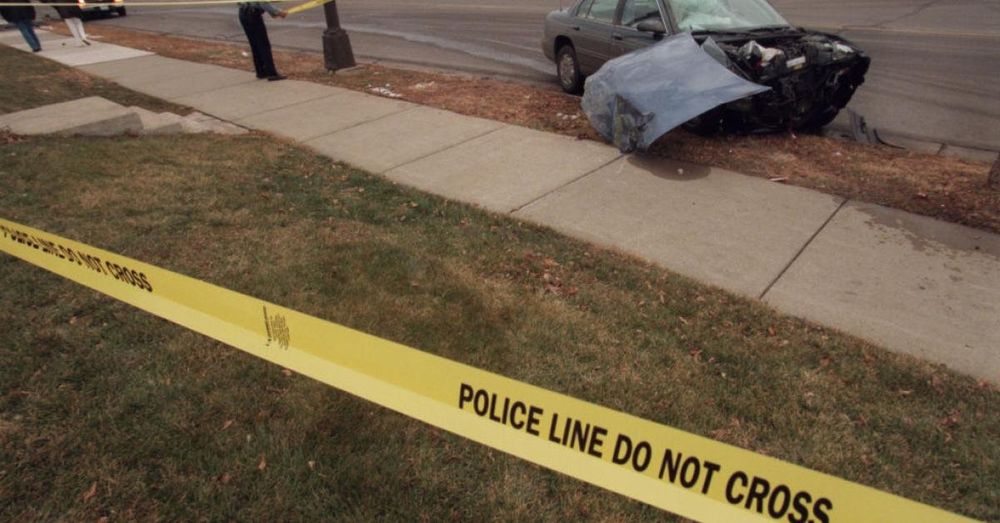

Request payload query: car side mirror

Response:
[636,20,667,35]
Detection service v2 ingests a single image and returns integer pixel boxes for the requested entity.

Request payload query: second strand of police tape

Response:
[1,0,331,11]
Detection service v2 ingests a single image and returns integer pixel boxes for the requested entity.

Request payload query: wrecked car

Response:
[542,0,870,141]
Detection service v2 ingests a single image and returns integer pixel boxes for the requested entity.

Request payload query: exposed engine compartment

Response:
[698,32,870,133]
[580,31,871,152]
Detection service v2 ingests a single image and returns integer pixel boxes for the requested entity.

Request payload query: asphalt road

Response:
[83,0,1000,152]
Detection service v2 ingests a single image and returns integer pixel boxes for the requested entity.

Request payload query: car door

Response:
[571,0,623,74]
[610,0,669,58]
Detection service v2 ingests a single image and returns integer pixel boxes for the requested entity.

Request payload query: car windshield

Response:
[666,0,789,32]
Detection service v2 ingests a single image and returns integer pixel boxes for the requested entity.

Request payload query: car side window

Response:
[620,0,662,27]
[575,0,596,17]
[581,0,619,23]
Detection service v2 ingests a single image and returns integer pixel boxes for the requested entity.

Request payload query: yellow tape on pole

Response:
[0,217,975,523]
[286,0,330,15]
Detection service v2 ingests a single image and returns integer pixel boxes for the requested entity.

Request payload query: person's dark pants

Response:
[238,8,277,78]
[14,21,41,52]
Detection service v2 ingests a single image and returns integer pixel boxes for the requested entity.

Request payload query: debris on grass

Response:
[0,129,25,144]
[368,85,403,99]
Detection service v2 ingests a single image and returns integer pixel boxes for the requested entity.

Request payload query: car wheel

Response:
[798,107,839,132]
[556,45,583,95]
[116,6,126,16]
[683,108,723,136]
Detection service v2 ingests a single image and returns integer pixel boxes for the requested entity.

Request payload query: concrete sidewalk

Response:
[4,31,998,383]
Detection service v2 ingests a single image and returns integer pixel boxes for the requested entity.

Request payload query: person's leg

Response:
[15,21,41,51]
[255,17,278,78]
[71,17,90,44]
[239,10,267,77]
[25,22,41,51]
[63,18,82,44]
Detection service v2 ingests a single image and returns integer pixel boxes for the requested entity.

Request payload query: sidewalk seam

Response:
[508,154,624,214]
[301,106,419,145]
[236,91,360,122]
[758,198,849,300]
[381,125,508,174]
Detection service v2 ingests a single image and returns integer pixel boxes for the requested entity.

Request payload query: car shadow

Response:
[626,153,711,181]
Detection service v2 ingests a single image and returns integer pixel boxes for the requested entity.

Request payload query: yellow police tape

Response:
[4,0,321,8]
[285,0,330,15]
[0,217,974,523]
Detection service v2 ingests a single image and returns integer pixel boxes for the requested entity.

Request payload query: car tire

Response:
[556,45,583,95]
[798,107,839,131]
[116,6,126,16]
[682,108,723,136]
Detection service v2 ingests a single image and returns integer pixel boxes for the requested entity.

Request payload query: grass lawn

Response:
[0,45,188,115]
[0,46,998,521]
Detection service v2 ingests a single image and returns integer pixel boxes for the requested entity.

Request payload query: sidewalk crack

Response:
[758,198,848,300]
[509,154,624,214]
[302,106,416,143]
[381,125,507,174]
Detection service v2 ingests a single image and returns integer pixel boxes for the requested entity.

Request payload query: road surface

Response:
[82,0,1000,152]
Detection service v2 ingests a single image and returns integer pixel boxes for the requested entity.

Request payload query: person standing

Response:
[238,1,287,81]
[41,0,89,46]
[0,0,41,52]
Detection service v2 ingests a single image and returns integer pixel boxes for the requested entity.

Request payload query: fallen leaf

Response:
[896,389,913,397]
[767,326,776,337]
[218,472,232,484]
[81,482,97,503]
[221,419,235,431]
[282,369,293,377]
[938,410,961,429]
[308,460,316,471]
[258,455,267,471]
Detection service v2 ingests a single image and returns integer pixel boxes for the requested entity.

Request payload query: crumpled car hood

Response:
[582,32,769,153]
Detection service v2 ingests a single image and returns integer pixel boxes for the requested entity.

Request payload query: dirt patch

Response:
[67,24,1000,234]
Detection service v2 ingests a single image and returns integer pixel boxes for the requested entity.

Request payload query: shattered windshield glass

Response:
[667,0,789,31]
